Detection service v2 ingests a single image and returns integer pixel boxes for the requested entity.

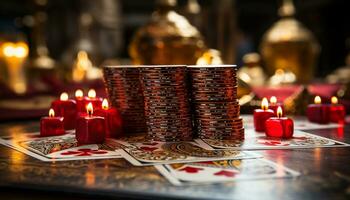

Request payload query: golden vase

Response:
[129,0,206,65]
[260,0,320,83]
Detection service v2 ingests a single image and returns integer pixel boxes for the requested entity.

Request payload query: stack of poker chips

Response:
[139,65,193,141]
[103,66,147,134]
[188,65,244,140]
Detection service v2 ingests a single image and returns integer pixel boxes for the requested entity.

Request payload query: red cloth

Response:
[252,85,304,102]
[307,83,342,98]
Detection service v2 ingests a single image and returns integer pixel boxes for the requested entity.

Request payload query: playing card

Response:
[156,158,300,186]
[0,132,122,161]
[241,114,342,130]
[195,129,350,150]
[113,139,261,166]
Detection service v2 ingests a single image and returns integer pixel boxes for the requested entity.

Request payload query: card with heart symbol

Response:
[113,139,261,166]
[155,158,300,185]
[195,129,350,150]
[0,131,122,161]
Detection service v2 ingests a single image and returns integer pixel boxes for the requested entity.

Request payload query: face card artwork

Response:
[0,132,122,161]
[195,129,349,150]
[114,139,260,166]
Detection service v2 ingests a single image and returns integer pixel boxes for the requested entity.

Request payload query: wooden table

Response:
[0,120,349,200]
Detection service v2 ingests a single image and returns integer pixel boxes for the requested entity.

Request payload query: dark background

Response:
[0,0,349,77]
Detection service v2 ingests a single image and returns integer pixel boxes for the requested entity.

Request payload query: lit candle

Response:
[253,97,275,132]
[329,96,346,123]
[51,92,77,130]
[265,107,294,139]
[84,89,103,110]
[40,108,65,137]
[95,99,123,138]
[75,89,88,112]
[269,96,284,115]
[76,103,105,144]
[306,96,330,124]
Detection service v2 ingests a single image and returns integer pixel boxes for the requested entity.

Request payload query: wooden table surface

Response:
[0,120,349,200]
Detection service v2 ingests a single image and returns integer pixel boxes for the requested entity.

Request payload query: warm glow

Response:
[2,42,29,58]
[88,89,96,98]
[270,96,277,104]
[75,89,83,98]
[261,97,269,110]
[72,51,92,82]
[49,108,55,117]
[331,96,338,104]
[87,102,93,116]
[277,106,283,118]
[314,96,321,104]
[60,92,69,101]
[102,98,109,110]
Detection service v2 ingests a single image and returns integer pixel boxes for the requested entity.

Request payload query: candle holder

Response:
[84,89,103,110]
[306,96,330,124]
[95,99,123,138]
[329,96,346,123]
[51,92,77,130]
[254,97,275,132]
[40,109,65,137]
[76,103,105,144]
[265,106,294,138]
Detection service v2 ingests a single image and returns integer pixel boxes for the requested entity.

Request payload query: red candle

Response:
[265,106,294,138]
[76,103,105,144]
[329,96,346,123]
[83,89,103,110]
[75,89,88,113]
[269,96,285,115]
[306,96,330,124]
[40,108,65,137]
[95,99,123,138]
[51,92,77,130]
[254,97,275,132]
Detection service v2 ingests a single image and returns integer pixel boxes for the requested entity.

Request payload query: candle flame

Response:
[314,96,321,104]
[49,108,55,117]
[261,97,269,110]
[88,89,96,98]
[102,98,109,110]
[75,89,83,98]
[87,102,93,116]
[277,106,283,118]
[331,96,338,104]
[60,92,69,101]
[270,96,277,104]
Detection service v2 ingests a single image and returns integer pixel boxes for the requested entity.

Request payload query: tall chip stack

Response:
[103,66,147,134]
[188,65,244,141]
[139,65,193,141]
